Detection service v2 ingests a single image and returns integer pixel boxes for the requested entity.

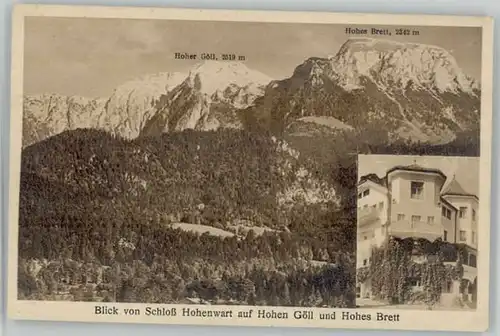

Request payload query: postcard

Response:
[7,4,493,332]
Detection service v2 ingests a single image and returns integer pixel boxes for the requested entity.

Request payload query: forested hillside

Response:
[18,128,357,306]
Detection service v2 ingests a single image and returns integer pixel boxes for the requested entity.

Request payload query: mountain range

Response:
[22,37,480,148]
[22,62,272,147]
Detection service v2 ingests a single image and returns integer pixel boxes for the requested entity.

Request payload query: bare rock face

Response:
[249,38,480,144]
[330,38,479,94]
[102,72,187,139]
[23,95,107,147]
[22,62,272,147]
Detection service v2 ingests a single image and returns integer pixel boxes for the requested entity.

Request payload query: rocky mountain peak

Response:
[330,38,479,94]
[186,61,273,96]
[247,37,480,145]
[22,61,275,146]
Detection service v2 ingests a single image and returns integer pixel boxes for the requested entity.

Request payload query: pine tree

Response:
[282,282,291,306]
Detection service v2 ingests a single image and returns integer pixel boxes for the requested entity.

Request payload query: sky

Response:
[23,17,482,98]
[358,154,480,197]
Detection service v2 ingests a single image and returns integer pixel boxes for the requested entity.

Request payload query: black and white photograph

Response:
[7,4,493,332]
[356,155,479,311]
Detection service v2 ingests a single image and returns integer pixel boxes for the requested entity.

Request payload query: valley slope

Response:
[18,128,356,305]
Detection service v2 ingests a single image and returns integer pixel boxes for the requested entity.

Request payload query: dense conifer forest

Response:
[18,128,358,306]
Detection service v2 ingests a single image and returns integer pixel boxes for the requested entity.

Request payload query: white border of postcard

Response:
[7,4,494,332]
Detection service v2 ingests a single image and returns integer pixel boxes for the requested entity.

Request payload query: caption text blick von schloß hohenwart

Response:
[94,305,400,322]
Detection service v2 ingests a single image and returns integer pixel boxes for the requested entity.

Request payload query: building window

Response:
[459,230,467,242]
[427,216,434,225]
[397,214,405,221]
[363,235,368,240]
[358,193,362,199]
[410,181,424,199]
[364,204,368,209]
[444,230,448,242]
[378,202,384,210]
[472,231,476,244]
[371,204,376,209]
[363,189,370,197]
[442,206,451,219]
[472,209,476,221]
[363,259,367,266]
[411,215,421,228]
[459,206,468,218]
[469,254,477,267]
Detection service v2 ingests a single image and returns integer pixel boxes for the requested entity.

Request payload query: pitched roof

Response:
[386,164,447,180]
[358,173,387,187]
[441,175,478,199]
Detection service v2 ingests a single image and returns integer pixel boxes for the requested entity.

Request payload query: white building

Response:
[356,163,478,304]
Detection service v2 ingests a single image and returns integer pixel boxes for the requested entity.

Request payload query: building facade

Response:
[356,164,478,305]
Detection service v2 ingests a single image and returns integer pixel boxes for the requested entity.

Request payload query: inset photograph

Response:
[356,154,478,311]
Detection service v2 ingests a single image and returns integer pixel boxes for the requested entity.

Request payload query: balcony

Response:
[358,206,381,226]
[388,219,444,242]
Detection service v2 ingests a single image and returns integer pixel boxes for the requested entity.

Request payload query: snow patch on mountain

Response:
[187,61,272,96]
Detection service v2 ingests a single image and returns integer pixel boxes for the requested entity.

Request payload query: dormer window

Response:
[410,181,424,199]
[363,189,370,197]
